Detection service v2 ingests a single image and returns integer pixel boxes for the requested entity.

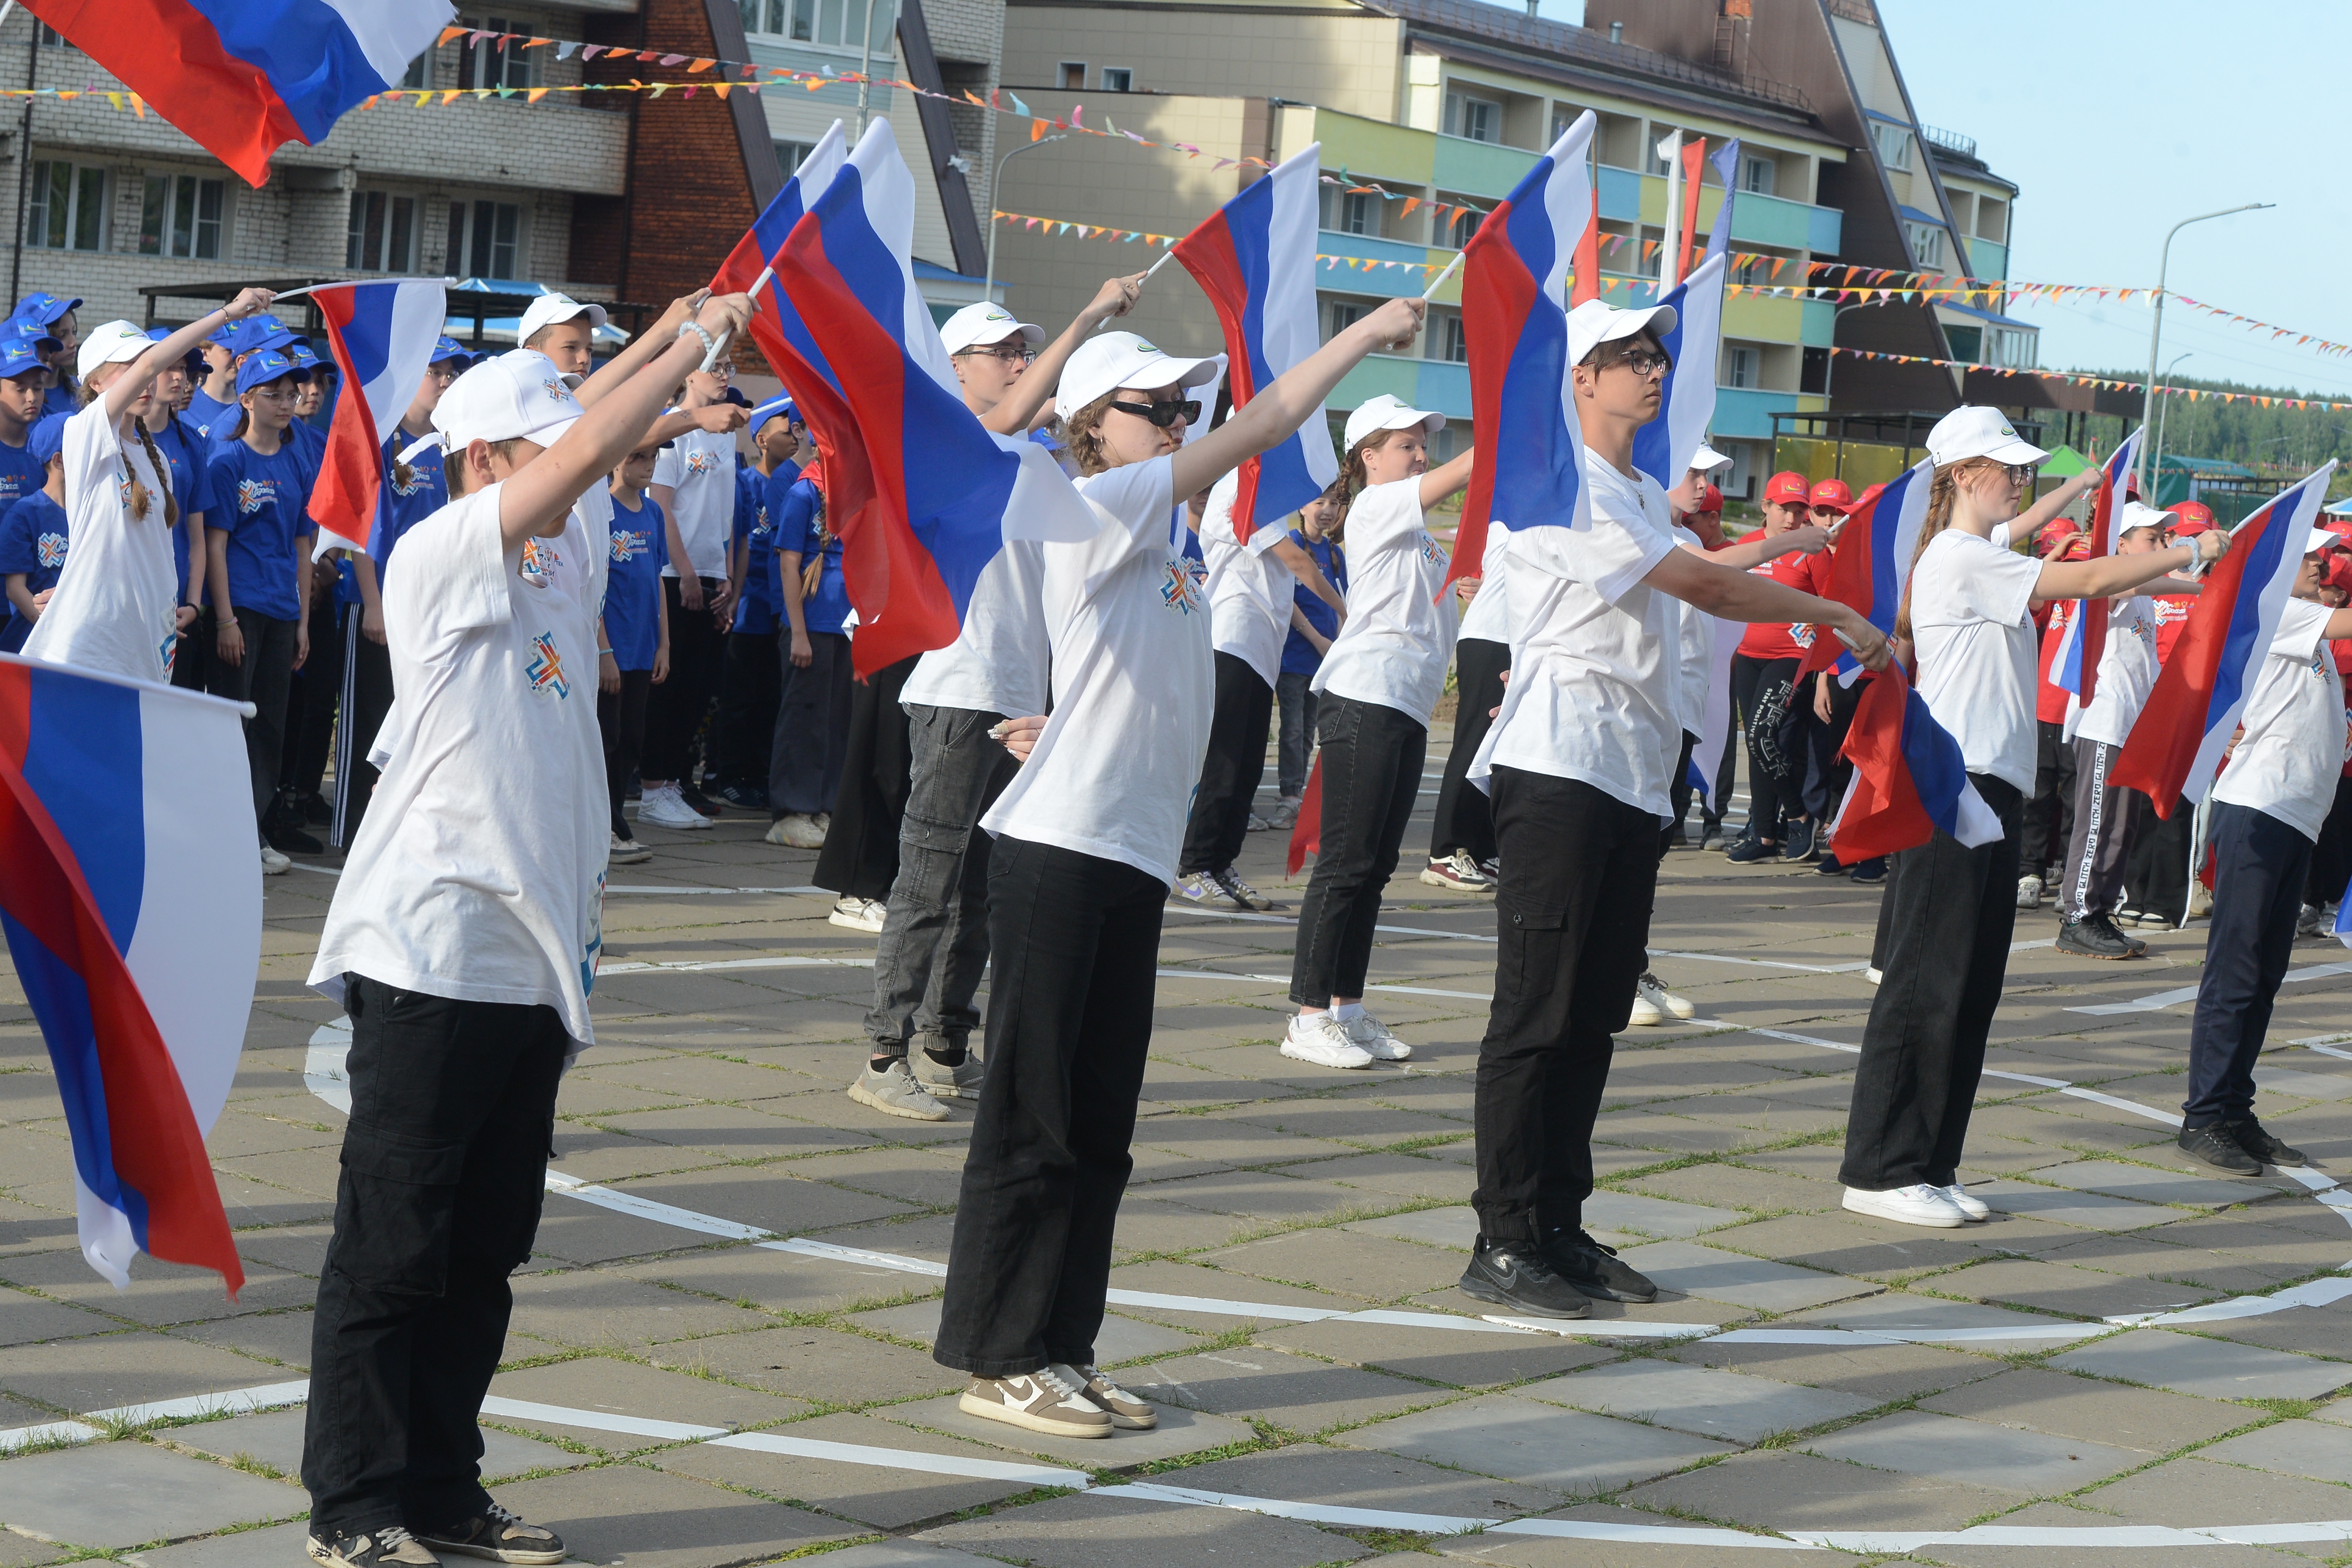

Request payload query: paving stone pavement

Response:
[1,732,2350,1563]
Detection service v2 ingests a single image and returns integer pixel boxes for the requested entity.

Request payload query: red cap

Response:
[1765,470,1811,505]
[2170,500,2216,536]
[2057,533,2091,561]
[1808,477,1854,513]
[1696,482,1722,515]
[2324,552,2352,595]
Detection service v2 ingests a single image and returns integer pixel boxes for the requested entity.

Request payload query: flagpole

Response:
[1421,249,1465,301]
[1142,247,1177,281]
[700,268,769,371]
[265,275,457,303]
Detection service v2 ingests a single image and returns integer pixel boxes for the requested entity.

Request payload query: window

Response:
[1904,220,1945,267]
[1440,313,1467,364]
[1059,62,1085,90]
[36,22,68,47]
[26,161,105,252]
[1550,105,1583,142]
[1100,67,1131,92]
[775,140,816,177]
[1944,324,1982,364]
[1740,155,1775,196]
[449,199,522,278]
[140,173,226,260]
[1726,345,1758,390]
[1987,327,2035,369]
[1870,120,1913,170]
[400,51,431,89]
[1437,203,1478,249]
[1444,91,1498,143]
[1735,252,1773,285]
[1321,298,1367,342]
[347,190,416,271]
[1800,345,1829,395]
[457,16,536,90]
[1338,191,1380,237]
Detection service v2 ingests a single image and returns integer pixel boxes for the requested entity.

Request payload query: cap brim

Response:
[1985,436,2049,466]
[1690,444,1732,471]
[2308,526,2341,555]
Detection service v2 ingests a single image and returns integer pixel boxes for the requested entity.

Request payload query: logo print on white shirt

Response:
[1418,532,1445,567]
[521,537,560,587]
[685,449,720,476]
[35,532,65,569]
[525,631,569,699]
[1161,556,1207,615]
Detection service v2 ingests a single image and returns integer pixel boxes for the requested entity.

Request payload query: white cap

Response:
[1565,299,1678,368]
[2308,526,2341,555]
[2115,500,2176,535]
[940,302,1043,354]
[1925,406,2048,468]
[77,319,150,378]
[1055,330,1222,420]
[431,348,583,454]
[1342,393,1444,454]
[1688,442,1733,473]
[517,292,610,346]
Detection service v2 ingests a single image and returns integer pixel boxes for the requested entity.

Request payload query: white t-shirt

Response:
[24,401,181,682]
[1312,479,1459,725]
[2075,594,2158,750]
[1472,455,1680,815]
[1198,472,1295,689]
[2213,598,2344,843]
[652,426,735,580]
[900,538,1050,717]
[308,481,611,1054]
[1456,520,1515,646]
[1672,523,1716,738]
[1909,528,2043,795]
[983,455,1214,884]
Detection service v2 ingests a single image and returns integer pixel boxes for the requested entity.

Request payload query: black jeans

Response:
[866,703,1015,1054]
[1840,775,2023,1191]
[207,607,299,836]
[1275,670,1318,799]
[1430,636,1508,865]
[1803,675,1863,825]
[598,669,653,840]
[303,976,567,1539]
[1664,731,1698,857]
[284,591,344,801]
[2062,739,2150,920]
[643,578,724,782]
[1730,653,1802,841]
[2305,776,2352,907]
[333,615,396,850]
[934,838,1162,1376]
[816,655,918,902]
[2023,719,2077,877]
[2183,804,2313,1129]
[1180,652,1274,875]
[1472,768,1657,1244]
[768,628,853,816]
[716,628,782,788]
[1290,696,1426,1007]
[2127,798,2196,925]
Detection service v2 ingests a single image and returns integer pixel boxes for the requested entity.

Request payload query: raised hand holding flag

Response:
[1831,660,2006,861]
[2050,430,2142,707]
[1797,458,1934,684]
[306,279,449,558]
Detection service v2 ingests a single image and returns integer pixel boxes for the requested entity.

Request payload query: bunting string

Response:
[1830,348,2352,413]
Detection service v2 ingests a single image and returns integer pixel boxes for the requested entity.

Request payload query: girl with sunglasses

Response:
[936,301,1426,1440]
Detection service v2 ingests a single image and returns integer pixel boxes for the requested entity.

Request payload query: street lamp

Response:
[984,133,1066,302]
[2149,350,2192,489]
[2138,203,2273,494]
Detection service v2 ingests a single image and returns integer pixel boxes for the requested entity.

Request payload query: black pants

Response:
[1472,768,1657,1244]
[1804,675,1864,826]
[1430,636,1508,865]
[2126,793,2196,925]
[2062,739,2151,920]
[2305,776,2352,908]
[207,607,299,837]
[642,577,724,782]
[816,654,918,902]
[933,838,1162,1376]
[284,591,345,801]
[333,620,396,851]
[1840,775,2023,1191]
[2183,804,2313,1130]
[598,669,653,840]
[1290,696,1426,1007]
[170,614,208,692]
[303,975,567,1539]
[1730,653,1802,841]
[1663,731,1698,857]
[716,628,782,789]
[768,628,853,816]
[1707,722,1738,836]
[2023,719,2077,877]
[1180,652,1275,876]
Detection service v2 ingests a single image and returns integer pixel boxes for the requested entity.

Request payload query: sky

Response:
[1542,1,2350,400]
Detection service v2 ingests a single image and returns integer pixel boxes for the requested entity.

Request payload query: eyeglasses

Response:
[2004,463,2037,486]
[1601,348,1673,379]
[957,343,1034,364]
[703,361,734,380]
[1108,398,1200,428]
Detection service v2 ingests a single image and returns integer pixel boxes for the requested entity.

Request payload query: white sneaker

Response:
[957,1367,1112,1438]
[2187,880,2213,919]
[1280,1012,1373,1069]
[260,843,290,876]
[1419,850,1494,891]
[639,783,709,831]
[1843,1183,1965,1229]
[2298,903,2325,937]
[847,1058,950,1122]
[829,895,888,933]
[766,812,826,849]
[609,832,651,865]
[1624,989,1664,1027]
[1942,1183,1991,1221]
[1637,972,1694,1021]
[2016,874,2042,910]
[1865,966,1883,986]
[1266,795,1302,830]
[1341,1011,1412,1061]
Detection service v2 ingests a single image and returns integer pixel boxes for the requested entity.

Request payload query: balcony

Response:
[1713,386,1822,441]
[1317,232,1441,302]
[1965,237,2008,281]
[1430,133,1539,202]
[1333,354,1473,422]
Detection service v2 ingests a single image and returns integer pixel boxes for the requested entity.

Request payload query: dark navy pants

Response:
[2182,803,2313,1130]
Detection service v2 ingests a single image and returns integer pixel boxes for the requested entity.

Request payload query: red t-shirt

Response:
[1733,529,1828,660]
[2035,597,2077,725]
[2152,590,2198,664]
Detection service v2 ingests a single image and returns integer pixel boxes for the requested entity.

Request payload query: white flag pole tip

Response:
[700,270,769,371]
[1422,250,1466,301]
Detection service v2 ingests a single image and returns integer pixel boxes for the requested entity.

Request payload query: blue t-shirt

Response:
[0,492,68,652]
[146,415,212,604]
[1281,528,1348,677]
[375,435,446,565]
[186,387,236,440]
[0,434,45,517]
[41,382,75,421]
[288,416,328,472]
[778,475,849,636]
[205,439,314,620]
[732,462,779,637]
[604,491,670,671]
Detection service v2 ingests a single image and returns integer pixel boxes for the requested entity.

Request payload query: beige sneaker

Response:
[911,1046,985,1101]
[958,1368,1112,1438]
[305,1525,441,1565]
[829,895,888,933]
[848,1059,950,1121]
[1055,1363,1157,1429]
[416,1500,565,1563]
[766,813,826,849]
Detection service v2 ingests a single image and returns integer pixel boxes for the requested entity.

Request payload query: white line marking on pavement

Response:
[2069,960,2352,1015]
[1163,906,1499,942]
[710,1429,1092,1487]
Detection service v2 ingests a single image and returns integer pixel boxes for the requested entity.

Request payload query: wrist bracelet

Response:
[677,321,717,357]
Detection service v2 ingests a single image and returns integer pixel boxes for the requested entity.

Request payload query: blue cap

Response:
[0,335,51,382]
[748,396,797,436]
[4,316,61,357]
[285,342,325,372]
[12,292,79,328]
[223,318,297,358]
[236,348,310,394]
[429,336,474,366]
[25,413,65,465]
[146,324,207,371]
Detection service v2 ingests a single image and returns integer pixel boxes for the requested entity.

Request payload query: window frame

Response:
[1058,62,1086,90]
[448,198,525,279]
[140,170,229,261]
[347,189,418,272]
[1100,66,1132,92]
[1444,90,1499,144]
[26,159,107,253]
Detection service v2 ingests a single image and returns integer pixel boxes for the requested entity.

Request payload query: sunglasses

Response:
[1109,398,1200,428]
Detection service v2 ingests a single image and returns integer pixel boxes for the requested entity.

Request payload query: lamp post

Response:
[984,133,1066,302]
[2149,350,2192,495]
[2138,203,2273,495]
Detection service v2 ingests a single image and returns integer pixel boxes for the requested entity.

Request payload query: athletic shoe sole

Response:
[957,1389,1111,1438]
[847,1081,950,1121]
[1454,1273,1590,1319]
[1840,1189,1964,1228]
[1279,1040,1373,1070]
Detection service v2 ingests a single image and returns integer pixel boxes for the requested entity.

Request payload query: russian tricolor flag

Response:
[308,279,447,558]
[1171,144,1339,542]
[2050,430,2142,705]
[1630,250,1726,487]
[716,120,849,398]
[0,654,258,1292]
[1799,457,1933,684]
[31,0,455,187]
[1831,662,2005,860]
[2113,463,2337,816]
[755,120,1096,674]
[1451,112,1597,590]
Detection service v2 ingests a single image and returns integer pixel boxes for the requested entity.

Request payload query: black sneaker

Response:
[1814,854,1847,876]
[297,790,333,826]
[2226,1118,2309,1168]
[269,822,325,854]
[1848,858,1886,884]
[1725,836,1778,864]
[2058,914,2140,960]
[1540,1226,1658,1303]
[1784,819,1817,862]
[1457,1236,1591,1319]
[716,780,769,810]
[2177,1124,2262,1177]
[305,1525,440,1566]
[679,785,722,816]
[417,1501,565,1564]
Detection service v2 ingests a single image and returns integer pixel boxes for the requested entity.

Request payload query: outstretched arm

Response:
[984,275,1143,435]
[2033,530,2222,604]
[104,288,275,422]
[1418,450,1474,513]
[1644,548,1890,671]
[574,291,704,409]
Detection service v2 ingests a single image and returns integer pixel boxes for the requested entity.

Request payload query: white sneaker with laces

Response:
[639,783,709,830]
[1419,850,1493,890]
[1637,972,1694,1020]
[1341,1012,1411,1061]
[1624,989,1664,1027]
[1266,795,1302,830]
[1942,1183,1991,1221]
[2016,874,2043,910]
[609,832,651,865]
[2188,880,2213,919]
[260,844,290,876]
[766,812,826,849]
[1281,1011,1373,1069]
[829,895,888,933]
[1053,1362,1157,1429]
[1842,1183,1965,1228]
